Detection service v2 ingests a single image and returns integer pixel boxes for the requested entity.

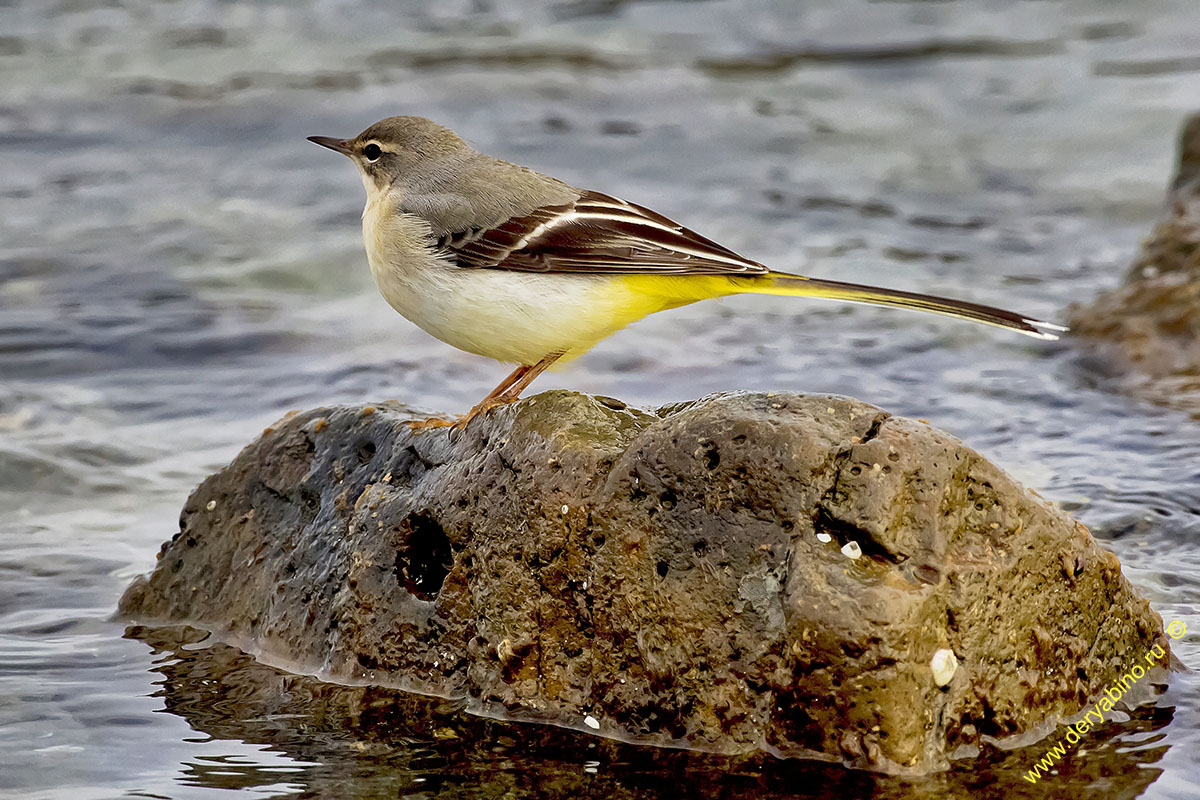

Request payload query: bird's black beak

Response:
[307,136,353,156]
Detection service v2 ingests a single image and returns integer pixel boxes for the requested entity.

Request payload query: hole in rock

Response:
[300,487,321,515]
[393,512,453,601]
[812,508,901,564]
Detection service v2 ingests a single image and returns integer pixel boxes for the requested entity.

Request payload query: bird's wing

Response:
[440,190,769,275]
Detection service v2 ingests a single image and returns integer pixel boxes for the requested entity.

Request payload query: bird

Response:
[308,115,1065,431]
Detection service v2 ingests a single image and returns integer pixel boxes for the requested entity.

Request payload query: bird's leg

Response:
[449,352,563,431]
[495,351,563,403]
[406,363,531,431]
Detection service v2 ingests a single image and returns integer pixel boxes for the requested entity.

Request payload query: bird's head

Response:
[308,115,471,196]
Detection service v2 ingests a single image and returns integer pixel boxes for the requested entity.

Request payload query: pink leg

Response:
[407,362,532,431]
[448,352,564,431]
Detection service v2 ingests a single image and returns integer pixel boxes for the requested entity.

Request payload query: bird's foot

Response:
[405,395,521,434]
[448,394,521,431]
[406,416,460,432]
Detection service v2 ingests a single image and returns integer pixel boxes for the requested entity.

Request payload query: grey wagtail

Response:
[309,116,1065,430]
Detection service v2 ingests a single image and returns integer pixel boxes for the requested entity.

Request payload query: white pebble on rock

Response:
[931,648,958,687]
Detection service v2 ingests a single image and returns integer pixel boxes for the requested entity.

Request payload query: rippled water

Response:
[3,0,1199,797]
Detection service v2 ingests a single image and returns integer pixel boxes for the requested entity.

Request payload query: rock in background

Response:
[119,391,1169,774]
[1069,114,1200,414]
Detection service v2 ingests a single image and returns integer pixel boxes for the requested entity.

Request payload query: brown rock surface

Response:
[119,390,1169,774]
[1069,113,1200,412]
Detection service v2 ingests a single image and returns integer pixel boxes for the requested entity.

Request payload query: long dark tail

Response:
[740,272,1067,340]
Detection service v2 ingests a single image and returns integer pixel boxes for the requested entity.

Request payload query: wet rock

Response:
[119,391,1169,774]
[1069,114,1200,412]
[125,623,1171,797]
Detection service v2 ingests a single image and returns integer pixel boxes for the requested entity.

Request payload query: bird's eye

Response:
[363,143,382,162]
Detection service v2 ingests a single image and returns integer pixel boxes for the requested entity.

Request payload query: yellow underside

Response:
[541,274,751,367]
[524,270,1040,368]
[611,273,749,313]
[605,272,874,322]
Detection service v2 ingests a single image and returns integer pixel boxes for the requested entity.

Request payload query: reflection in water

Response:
[131,625,1170,799]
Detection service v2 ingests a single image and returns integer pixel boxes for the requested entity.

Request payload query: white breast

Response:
[361,195,634,365]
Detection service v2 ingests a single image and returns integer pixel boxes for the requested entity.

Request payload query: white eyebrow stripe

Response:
[513,208,759,269]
